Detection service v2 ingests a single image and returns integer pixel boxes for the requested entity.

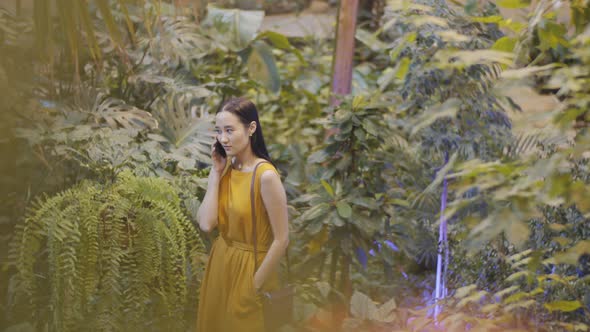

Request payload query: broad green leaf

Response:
[506,220,531,248]
[336,201,352,219]
[96,98,158,130]
[246,40,281,93]
[538,22,569,50]
[320,180,335,198]
[544,300,582,312]
[492,36,517,52]
[203,5,264,52]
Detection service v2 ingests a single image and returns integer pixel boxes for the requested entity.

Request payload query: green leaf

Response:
[257,30,305,63]
[356,28,389,52]
[492,36,517,52]
[336,201,352,219]
[300,203,330,222]
[471,15,503,24]
[308,149,330,164]
[395,57,411,81]
[544,300,582,313]
[454,284,477,299]
[410,98,461,136]
[246,41,281,93]
[505,220,531,248]
[547,241,590,265]
[506,270,531,282]
[497,0,530,9]
[321,180,335,198]
[203,5,264,52]
[362,119,380,137]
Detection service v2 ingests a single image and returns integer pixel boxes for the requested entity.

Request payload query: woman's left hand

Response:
[253,273,262,291]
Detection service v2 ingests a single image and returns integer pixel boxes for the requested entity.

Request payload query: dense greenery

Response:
[9,171,204,331]
[1,0,590,331]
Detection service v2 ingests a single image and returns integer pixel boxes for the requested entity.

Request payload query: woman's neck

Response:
[232,148,258,171]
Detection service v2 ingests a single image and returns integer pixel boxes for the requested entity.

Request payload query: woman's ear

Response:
[249,121,257,136]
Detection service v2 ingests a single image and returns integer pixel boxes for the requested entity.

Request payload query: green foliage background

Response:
[1,0,590,331]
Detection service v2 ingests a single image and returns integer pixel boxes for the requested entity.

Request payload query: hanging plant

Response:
[9,171,205,331]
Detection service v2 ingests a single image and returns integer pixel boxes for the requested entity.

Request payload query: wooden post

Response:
[330,0,359,106]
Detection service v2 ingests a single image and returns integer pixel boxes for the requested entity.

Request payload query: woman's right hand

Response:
[211,142,227,176]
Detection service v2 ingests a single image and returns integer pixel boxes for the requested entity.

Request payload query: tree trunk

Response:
[330,0,359,106]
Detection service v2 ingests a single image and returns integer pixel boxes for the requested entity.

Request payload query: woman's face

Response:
[214,111,253,157]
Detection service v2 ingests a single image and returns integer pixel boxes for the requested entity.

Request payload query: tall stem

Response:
[434,152,449,321]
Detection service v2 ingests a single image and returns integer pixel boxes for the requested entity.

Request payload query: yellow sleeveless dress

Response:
[197,162,280,332]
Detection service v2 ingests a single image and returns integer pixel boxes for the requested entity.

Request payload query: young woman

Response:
[196,97,290,332]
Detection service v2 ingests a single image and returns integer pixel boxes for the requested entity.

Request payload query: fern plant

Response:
[8,171,205,332]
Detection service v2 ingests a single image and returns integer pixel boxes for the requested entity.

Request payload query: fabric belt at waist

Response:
[220,236,270,253]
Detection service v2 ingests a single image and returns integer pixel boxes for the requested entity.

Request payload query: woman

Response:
[196,97,290,332]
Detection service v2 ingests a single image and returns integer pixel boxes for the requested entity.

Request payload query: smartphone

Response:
[214,139,227,158]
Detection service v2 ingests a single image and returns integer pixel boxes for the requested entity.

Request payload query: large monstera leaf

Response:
[201,5,281,93]
[202,5,264,52]
[94,96,159,130]
[149,91,214,170]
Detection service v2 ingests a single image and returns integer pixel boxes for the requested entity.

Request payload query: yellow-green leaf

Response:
[544,300,582,312]
[321,180,335,198]
[395,57,411,81]
[454,284,477,299]
[492,36,517,53]
[497,0,530,9]
[336,201,352,219]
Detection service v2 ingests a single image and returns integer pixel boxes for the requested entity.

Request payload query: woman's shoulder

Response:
[256,159,278,174]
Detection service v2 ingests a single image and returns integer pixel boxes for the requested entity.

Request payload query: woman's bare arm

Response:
[196,171,221,233]
[253,169,290,290]
[196,144,227,233]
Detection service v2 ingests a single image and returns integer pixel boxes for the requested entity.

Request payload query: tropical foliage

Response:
[1,0,590,331]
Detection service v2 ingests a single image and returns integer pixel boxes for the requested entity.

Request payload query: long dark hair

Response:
[217,97,273,164]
